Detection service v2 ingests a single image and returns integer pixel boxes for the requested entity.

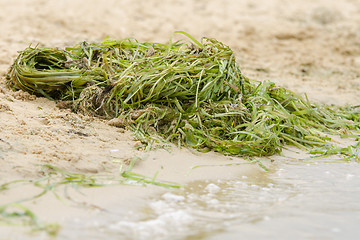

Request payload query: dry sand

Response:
[0,0,360,238]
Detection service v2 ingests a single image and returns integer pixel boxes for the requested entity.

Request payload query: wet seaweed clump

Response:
[6,32,360,158]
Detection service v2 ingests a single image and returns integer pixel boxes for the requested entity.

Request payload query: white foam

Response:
[109,210,194,240]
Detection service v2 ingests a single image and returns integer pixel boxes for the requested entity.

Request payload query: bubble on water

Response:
[331,227,341,233]
[207,198,220,205]
[346,174,355,180]
[277,197,288,202]
[162,192,185,202]
[93,220,100,227]
[258,196,266,201]
[150,200,172,214]
[204,183,221,194]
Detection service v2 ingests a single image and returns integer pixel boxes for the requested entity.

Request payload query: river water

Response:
[53,158,360,240]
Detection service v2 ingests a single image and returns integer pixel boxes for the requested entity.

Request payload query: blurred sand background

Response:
[0,0,360,238]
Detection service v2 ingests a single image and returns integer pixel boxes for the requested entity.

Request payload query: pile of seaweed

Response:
[6,32,360,158]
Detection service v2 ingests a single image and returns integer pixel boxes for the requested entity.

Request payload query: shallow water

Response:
[54,159,360,240]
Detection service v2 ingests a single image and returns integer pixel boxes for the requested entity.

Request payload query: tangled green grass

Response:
[7,32,360,158]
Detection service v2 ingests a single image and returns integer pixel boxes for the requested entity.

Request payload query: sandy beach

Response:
[1,0,360,239]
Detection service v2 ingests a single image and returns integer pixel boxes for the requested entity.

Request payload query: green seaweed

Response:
[6,32,360,158]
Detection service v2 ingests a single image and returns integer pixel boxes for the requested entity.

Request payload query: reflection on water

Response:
[58,160,360,240]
